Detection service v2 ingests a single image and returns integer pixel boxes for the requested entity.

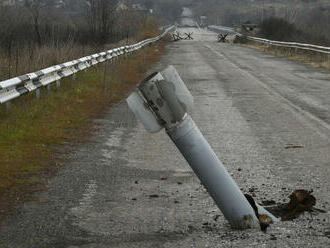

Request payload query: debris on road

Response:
[285,144,304,149]
[261,200,276,206]
[282,189,316,220]
[244,190,324,232]
[258,214,273,232]
[261,189,326,221]
[244,194,273,232]
[248,187,256,193]
[149,194,160,198]
[218,33,228,43]
[213,214,221,222]
[270,234,277,240]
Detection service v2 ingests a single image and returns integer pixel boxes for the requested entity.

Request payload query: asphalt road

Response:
[1,27,330,247]
[180,8,196,27]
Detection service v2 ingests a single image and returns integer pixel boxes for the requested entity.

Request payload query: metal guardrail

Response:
[246,36,330,54]
[0,26,175,105]
[208,25,330,55]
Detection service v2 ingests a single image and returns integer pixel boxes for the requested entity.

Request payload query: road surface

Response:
[1,27,330,247]
[180,7,196,27]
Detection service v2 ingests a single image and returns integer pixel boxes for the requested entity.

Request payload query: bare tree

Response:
[282,4,300,24]
[24,0,43,46]
[87,0,118,43]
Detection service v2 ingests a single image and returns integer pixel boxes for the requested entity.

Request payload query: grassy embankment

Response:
[0,33,170,216]
[242,40,330,71]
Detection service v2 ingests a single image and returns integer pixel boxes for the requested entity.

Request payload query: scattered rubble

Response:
[282,189,316,220]
[213,214,221,222]
[244,194,271,232]
[285,144,304,149]
[261,200,276,206]
[245,189,326,232]
[270,234,277,240]
[248,187,256,193]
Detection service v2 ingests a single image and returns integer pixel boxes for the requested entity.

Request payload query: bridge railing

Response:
[208,25,330,54]
[0,26,175,105]
[246,36,330,54]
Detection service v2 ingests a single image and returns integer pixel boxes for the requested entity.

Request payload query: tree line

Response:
[192,0,330,46]
[0,0,182,80]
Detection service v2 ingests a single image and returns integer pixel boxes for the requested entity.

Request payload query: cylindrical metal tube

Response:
[167,116,260,229]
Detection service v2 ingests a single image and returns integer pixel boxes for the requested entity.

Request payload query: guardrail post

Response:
[36,89,41,99]
[103,61,108,88]
[72,73,76,81]
[126,66,278,230]
[5,101,11,111]
[56,80,61,88]
[47,84,51,94]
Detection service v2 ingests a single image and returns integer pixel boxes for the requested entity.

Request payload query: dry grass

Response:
[319,59,330,70]
[0,39,168,217]
[0,43,100,81]
[244,42,330,71]
[0,17,162,81]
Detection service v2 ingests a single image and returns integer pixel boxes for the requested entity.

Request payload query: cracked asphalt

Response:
[1,26,330,247]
